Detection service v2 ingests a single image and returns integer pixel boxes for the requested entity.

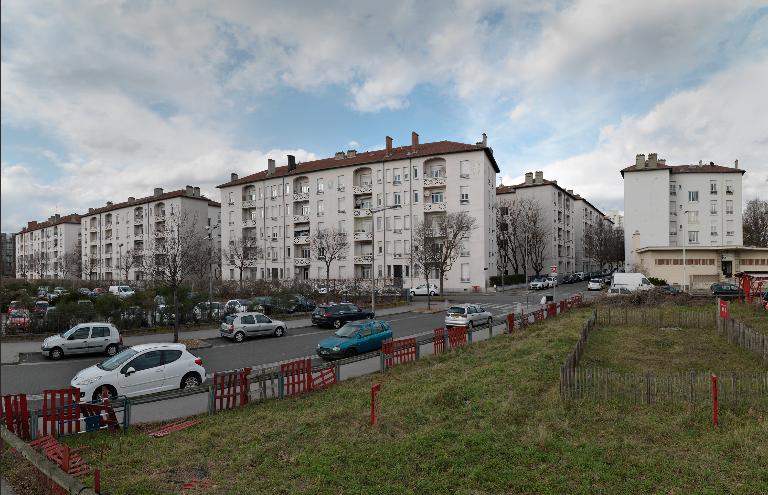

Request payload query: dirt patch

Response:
[179,339,211,350]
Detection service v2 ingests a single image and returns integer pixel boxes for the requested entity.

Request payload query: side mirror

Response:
[124,367,136,376]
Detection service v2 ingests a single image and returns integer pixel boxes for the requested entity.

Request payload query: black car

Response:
[254,295,316,315]
[657,285,682,295]
[711,283,741,297]
[562,274,576,284]
[311,303,374,329]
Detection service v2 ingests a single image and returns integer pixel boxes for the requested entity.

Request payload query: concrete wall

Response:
[623,169,670,267]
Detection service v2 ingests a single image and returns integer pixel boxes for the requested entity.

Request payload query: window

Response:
[431,191,444,203]
[726,200,733,214]
[460,160,470,178]
[377,169,382,183]
[461,263,470,282]
[413,167,418,179]
[393,192,401,205]
[460,186,469,204]
[69,327,90,340]
[386,169,392,182]
[162,350,182,365]
[377,217,382,231]
[710,181,717,194]
[386,217,392,231]
[669,201,676,215]
[377,194,382,206]
[338,197,345,213]
[726,182,734,195]
[711,224,718,236]
[688,191,699,202]
[125,351,163,373]
[394,216,402,232]
[302,205,310,215]
[687,211,698,224]
[241,315,255,324]
[404,215,411,230]
[337,175,345,190]
[688,231,699,244]
[338,220,346,233]
[317,179,324,193]
[378,241,383,254]
[413,191,419,203]
[91,326,110,338]
[393,169,401,184]
[256,314,271,323]
[710,200,718,214]
[272,186,279,198]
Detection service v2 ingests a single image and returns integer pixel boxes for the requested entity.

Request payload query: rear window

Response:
[447,306,466,314]
[590,279,601,283]
[224,315,236,324]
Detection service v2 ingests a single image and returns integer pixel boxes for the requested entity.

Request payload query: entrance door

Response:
[393,265,403,279]
[722,261,733,277]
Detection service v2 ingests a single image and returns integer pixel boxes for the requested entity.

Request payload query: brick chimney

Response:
[185,185,193,195]
[267,158,276,175]
[230,173,238,182]
[193,187,200,197]
[734,159,739,169]
[385,136,393,155]
[647,153,658,168]
[128,197,135,204]
[411,132,419,152]
[154,187,163,196]
[636,154,645,167]
[287,155,296,171]
[524,172,533,185]
[534,171,544,183]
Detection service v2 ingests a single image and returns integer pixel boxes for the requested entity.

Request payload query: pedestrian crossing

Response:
[476,302,524,314]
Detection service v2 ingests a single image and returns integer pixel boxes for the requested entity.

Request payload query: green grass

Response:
[579,324,766,372]
[5,308,768,494]
[729,302,768,335]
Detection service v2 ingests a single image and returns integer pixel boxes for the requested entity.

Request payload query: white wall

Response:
[623,169,670,267]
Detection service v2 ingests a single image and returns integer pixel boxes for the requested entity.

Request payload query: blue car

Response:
[316,320,393,360]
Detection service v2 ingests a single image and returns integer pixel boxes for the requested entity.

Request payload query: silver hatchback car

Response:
[42,323,123,360]
[445,304,493,329]
[220,312,287,342]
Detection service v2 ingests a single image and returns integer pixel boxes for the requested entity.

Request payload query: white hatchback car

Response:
[71,343,205,402]
[410,284,440,296]
[42,323,122,360]
[445,304,493,329]
[587,279,604,291]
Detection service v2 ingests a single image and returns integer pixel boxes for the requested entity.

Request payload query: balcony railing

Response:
[243,259,260,267]
[354,254,373,264]
[353,184,372,195]
[294,257,311,266]
[423,202,447,212]
[293,236,310,244]
[423,177,446,187]
[353,209,372,217]
[293,192,310,202]
[353,231,373,241]
[293,215,310,223]
[242,199,259,208]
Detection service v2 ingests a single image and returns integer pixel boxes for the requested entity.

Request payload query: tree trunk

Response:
[239,267,243,289]
[326,264,331,304]
[438,270,444,296]
[426,272,431,310]
[173,285,179,343]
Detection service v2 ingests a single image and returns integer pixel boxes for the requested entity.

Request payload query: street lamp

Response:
[204,223,221,320]
[118,243,123,283]
[369,204,402,314]
[680,211,690,291]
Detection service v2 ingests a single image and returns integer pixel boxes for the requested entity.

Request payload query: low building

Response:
[15,214,82,279]
[0,233,15,277]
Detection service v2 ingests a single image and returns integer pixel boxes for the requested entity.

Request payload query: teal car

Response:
[316,320,393,360]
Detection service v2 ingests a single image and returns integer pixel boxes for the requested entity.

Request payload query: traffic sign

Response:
[550,265,557,273]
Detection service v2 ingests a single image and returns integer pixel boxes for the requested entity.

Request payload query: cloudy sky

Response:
[2,0,767,232]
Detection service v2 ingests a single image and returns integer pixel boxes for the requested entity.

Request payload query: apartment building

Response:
[15,214,81,279]
[573,194,612,274]
[1,233,15,277]
[605,210,624,230]
[81,186,221,281]
[496,171,607,277]
[622,153,748,288]
[217,133,499,291]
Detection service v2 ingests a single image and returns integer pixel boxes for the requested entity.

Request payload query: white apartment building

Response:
[217,133,499,291]
[622,153,745,279]
[496,171,607,277]
[81,186,221,281]
[605,210,624,230]
[15,214,81,279]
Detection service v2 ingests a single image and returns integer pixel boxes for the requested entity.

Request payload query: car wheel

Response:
[105,344,118,356]
[430,291,436,296]
[92,385,117,402]
[273,326,285,337]
[367,313,374,319]
[49,347,63,360]
[234,331,245,343]
[181,372,201,389]
[345,348,357,358]
[410,291,416,296]
[333,319,343,329]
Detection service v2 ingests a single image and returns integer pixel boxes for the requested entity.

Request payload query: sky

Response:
[2,0,767,233]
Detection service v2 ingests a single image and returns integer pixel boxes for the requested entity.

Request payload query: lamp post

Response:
[118,243,123,283]
[369,204,402,314]
[204,223,220,320]
[680,211,689,292]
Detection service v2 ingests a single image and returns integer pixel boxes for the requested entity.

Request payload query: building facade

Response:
[605,210,624,230]
[622,153,745,274]
[217,133,499,291]
[496,171,607,277]
[15,214,82,279]
[1,233,15,278]
[81,186,220,281]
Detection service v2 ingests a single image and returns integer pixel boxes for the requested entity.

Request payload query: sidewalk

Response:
[0,304,419,365]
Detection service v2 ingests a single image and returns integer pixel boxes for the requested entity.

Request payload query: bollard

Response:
[711,374,719,426]
[335,362,341,382]
[467,326,473,344]
[370,383,381,426]
[94,469,101,493]
[506,313,514,333]
[278,372,285,399]
[207,385,214,415]
[379,352,386,372]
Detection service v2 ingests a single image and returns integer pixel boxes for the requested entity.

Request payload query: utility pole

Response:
[369,204,401,315]
[204,223,220,320]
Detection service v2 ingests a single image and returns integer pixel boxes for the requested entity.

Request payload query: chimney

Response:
[699,160,703,165]
[636,154,645,167]
[482,132,487,146]
[347,149,356,158]
[524,172,533,185]
[647,153,658,168]
[385,136,393,155]
[534,171,544,183]
[334,151,346,160]
[185,185,193,196]
[734,159,739,169]
[106,201,113,207]
[88,208,94,214]
[230,173,238,182]
[55,214,60,221]
[658,158,666,165]
[153,187,163,196]
[566,189,573,194]
[193,187,200,197]
[411,132,419,151]
[709,161,714,166]
[267,159,276,175]
[128,197,135,204]
[287,155,296,171]
[48,216,54,222]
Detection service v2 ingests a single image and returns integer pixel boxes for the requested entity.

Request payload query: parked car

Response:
[6,310,31,331]
[410,284,439,296]
[657,285,683,295]
[529,278,550,290]
[32,300,49,317]
[42,323,123,360]
[225,299,250,314]
[574,272,587,282]
[108,285,135,298]
[93,287,107,296]
[587,279,604,291]
[445,304,493,329]
[37,286,50,298]
[711,283,741,297]
[611,273,653,292]
[311,303,374,329]
[77,287,93,296]
[220,312,286,342]
[7,301,24,315]
[193,302,224,320]
[316,320,393,359]
[70,343,205,402]
[607,287,632,297]
[546,275,559,287]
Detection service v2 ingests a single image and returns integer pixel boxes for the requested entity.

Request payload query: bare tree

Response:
[743,198,768,247]
[411,220,442,309]
[228,234,263,288]
[584,219,618,271]
[31,251,50,280]
[142,210,203,343]
[59,241,83,284]
[115,245,137,283]
[523,201,548,276]
[497,197,532,280]
[431,212,477,294]
[17,254,30,279]
[310,227,349,294]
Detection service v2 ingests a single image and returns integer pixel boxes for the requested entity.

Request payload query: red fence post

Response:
[506,314,515,333]
[370,383,380,426]
[434,327,446,354]
[711,374,719,426]
[94,469,101,494]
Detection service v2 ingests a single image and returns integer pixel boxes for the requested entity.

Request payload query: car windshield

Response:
[447,306,466,314]
[590,279,601,283]
[334,322,364,338]
[61,326,80,338]
[98,348,138,371]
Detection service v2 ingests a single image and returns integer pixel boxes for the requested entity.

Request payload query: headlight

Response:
[332,346,341,352]
[75,376,102,386]
[316,344,321,348]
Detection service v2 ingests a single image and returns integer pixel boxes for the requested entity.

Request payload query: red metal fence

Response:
[382,337,418,368]
[448,326,467,348]
[2,393,30,440]
[281,358,313,396]
[434,327,446,354]
[311,366,337,390]
[42,388,81,436]
[212,367,252,413]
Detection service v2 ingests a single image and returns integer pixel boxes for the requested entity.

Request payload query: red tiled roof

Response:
[208,201,221,207]
[84,189,216,217]
[496,182,608,218]
[18,214,81,235]
[620,162,745,176]
[217,140,499,188]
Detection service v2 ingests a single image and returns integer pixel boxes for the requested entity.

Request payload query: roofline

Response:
[636,245,768,253]
[620,165,746,178]
[496,181,608,218]
[17,215,82,235]
[83,189,215,217]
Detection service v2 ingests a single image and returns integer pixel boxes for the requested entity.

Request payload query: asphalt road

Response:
[0,282,590,396]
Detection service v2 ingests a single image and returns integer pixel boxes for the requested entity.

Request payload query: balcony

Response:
[353,185,372,195]
[243,259,260,267]
[293,236,310,245]
[154,231,165,238]
[134,217,143,224]
[423,177,446,187]
[294,257,311,266]
[293,215,310,223]
[155,215,166,222]
[293,192,309,202]
[353,231,373,241]
[242,199,259,208]
[353,208,372,218]
[393,253,403,259]
[354,254,373,264]
[423,202,447,212]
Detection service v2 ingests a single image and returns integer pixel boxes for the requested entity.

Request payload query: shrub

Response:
[648,277,667,286]
[489,274,526,286]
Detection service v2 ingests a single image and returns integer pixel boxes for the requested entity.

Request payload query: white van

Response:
[108,285,135,298]
[611,273,654,292]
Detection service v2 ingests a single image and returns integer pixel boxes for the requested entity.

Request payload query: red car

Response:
[7,301,23,314]
[33,300,49,316]
[93,287,106,296]
[6,310,31,331]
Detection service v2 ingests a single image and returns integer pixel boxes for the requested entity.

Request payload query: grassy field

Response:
[5,308,768,494]
[729,301,768,335]
[579,324,766,372]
